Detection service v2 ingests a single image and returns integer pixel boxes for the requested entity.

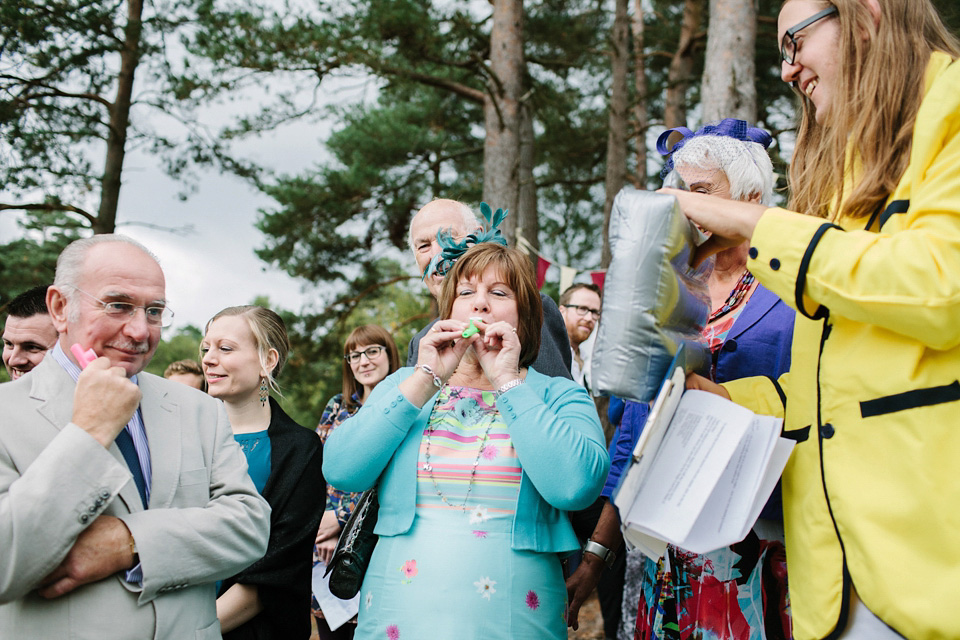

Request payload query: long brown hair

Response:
[342,324,400,412]
[785,0,960,220]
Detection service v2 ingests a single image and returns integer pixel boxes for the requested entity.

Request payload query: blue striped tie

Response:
[115,428,147,508]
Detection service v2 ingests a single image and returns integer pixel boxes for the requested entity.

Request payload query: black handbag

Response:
[324,486,379,599]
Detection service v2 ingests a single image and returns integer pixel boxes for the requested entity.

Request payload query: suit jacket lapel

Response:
[32,358,75,438]
[137,373,182,510]
[727,284,779,341]
[31,358,142,513]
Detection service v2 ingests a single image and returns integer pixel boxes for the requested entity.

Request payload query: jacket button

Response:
[820,423,835,438]
[722,340,737,352]
[770,258,781,271]
[748,247,759,259]
[99,489,110,500]
[78,513,89,524]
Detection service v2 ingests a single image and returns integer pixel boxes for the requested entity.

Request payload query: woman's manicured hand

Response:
[468,320,523,389]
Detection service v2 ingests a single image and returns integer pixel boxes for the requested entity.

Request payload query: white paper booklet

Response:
[612,362,794,558]
[312,561,360,630]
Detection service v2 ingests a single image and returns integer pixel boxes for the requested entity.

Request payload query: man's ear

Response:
[747,191,763,204]
[47,287,70,333]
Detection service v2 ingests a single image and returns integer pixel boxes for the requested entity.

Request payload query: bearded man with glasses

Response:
[558,283,602,389]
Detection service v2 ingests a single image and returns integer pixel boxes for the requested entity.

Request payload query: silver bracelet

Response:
[583,538,617,568]
[495,377,524,397]
[414,363,443,388]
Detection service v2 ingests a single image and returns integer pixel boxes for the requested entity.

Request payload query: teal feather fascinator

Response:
[421,202,508,280]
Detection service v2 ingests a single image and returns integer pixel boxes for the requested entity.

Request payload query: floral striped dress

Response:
[354,385,567,639]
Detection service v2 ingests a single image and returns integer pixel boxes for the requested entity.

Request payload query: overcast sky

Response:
[0,70,411,332]
[1,132,308,332]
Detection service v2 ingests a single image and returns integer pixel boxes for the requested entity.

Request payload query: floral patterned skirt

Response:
[355,514,567,640]
[633,522,791,640]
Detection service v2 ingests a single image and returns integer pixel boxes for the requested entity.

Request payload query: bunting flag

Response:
[590,270,606,291]
[536,255,551,289]
[516,233,606,292]
[559,266,577,294]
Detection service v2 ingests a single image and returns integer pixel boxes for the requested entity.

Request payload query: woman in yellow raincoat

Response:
[673,1,960,639]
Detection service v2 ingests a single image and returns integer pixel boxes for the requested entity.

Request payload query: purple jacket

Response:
[603,284,795,507]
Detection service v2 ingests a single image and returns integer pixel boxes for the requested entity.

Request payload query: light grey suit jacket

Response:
[0,357,271,639]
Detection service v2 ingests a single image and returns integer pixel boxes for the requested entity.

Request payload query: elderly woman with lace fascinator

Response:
[595,120,796,640]
[667,2,960,638]
[323,214,610,639]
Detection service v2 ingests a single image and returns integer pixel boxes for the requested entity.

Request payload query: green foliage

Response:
[184,0,799,277]
[0,0,117,208]
[145,325,204,378]
[0,211,87,310]
[265,272,429,427]
[0,0,244,222]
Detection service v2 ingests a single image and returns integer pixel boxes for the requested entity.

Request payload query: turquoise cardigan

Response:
[323,367,610,555]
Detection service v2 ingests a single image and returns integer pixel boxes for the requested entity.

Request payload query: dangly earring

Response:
[260,377,268,407]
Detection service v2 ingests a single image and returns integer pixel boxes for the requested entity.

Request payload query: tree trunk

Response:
[482,0,524,246]
[700,0,756,123]
[630,0,648,190]
[664,0,704,129]
[96,0,143,234]
[601,0,629,269]
[517,99,538,253]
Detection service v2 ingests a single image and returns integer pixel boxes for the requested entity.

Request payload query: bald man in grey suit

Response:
[0,235,270,639]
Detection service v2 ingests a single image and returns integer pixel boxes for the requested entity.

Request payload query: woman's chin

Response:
[357,374,385,387]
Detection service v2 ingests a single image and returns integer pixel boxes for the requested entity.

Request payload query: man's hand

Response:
[567,499,624,629]
[72,357,141,448]
[565,553,605,630]
[38,516,136,599]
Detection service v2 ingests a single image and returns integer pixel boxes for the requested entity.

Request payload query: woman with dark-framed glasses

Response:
[312,324,401,639]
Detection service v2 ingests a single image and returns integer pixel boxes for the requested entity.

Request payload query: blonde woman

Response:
[202,305,325,639]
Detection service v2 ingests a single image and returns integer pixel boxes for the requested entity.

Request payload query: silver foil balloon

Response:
[590,188,712,402]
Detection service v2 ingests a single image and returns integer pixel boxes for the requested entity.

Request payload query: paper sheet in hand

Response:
[312,561,360,630]
[613,363,794,557]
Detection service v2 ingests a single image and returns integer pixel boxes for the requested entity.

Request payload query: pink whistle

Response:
[70,344,98,369]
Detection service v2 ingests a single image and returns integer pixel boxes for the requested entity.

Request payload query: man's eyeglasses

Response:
[562,304,601,320]
[344,345,386,364]
[70,286,174,327]
[780,5,837,64]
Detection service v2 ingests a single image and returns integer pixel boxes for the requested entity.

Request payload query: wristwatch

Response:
[583,538,616,569]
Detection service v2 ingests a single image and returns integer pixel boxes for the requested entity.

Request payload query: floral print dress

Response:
[355,385,567,640]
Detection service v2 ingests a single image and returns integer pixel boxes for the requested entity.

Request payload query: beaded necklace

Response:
[709,270,755,323]
[421,385,497,511]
